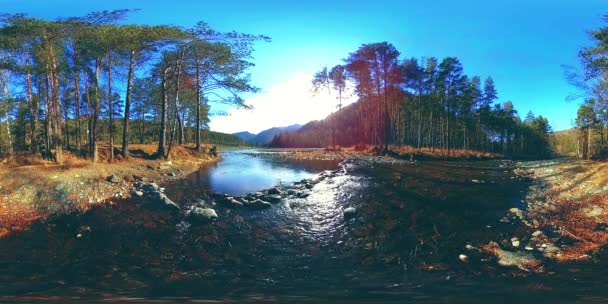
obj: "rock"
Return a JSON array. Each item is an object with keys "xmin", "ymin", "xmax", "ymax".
[
  {"xmin": 55, "ymin": 184, "xmax": 65, "ymax": 191},
  {"xmin": 223, "ymin": 198, "xmax": 244, "ymax": 208},
  {"xmin": 532, "ymin": 230, "xmax": 543, "ymax": 237},
  {"xmin": 265, "ymin": 195, "xmax": 282, "ymax": 204},
  {"xmin": 508, "ymin": 208, "xmax": 523, "ymax": 216},
  {"xmin": 144, "ymin": 191, "xmax": 180, "ymax": 210},
  {"xmin": 344, "ymin": 207, "xmax": 357, "ymax": 216},
  {"xmin": 107, "ymin": 175, "xmax": 120, "ymax": 183},
  {"xmin": 190, "ymin": 207, "xmax": 218, "ymax": 221},
  {"xmin": 544, "ymin": 245, "xmax": 560, "ymax": 254},
  {"xmin": 134, "ymin": 191, "xmax": 144, "ymax": 197},
  {"xmin": 465, "ymin": 244, "xmax": 475, "ymax": 250},
  {"xmin": 587, "ymin": 206, "xmax": 604, "ymax": 217},
  {"xmin": 267, "ymin": 187, "xmax": 282, "ymax": 195},
  {"xmin": 287, "ymin": 189, "xmax": 296, "ymax": 196},
  {"xmin": 160, "ymin": 194, "xmax": 180, "ymax": 210},
  {"xmin": 167, "ymin": 172, "xmax": 176, "ymax": 177},
  {"xmin": 459, "ymin": 254, "xmax": 469, "ymax": 263},
  {"xmin": 247, "ymin": 199, "xmax": 272, "ymax": 209},
  {"xmin": 512, "ymin": 240, "xmax": 520, "ymax": 247},
  {"xmin": 481, "ymin": 241, "xmax": 542, "ymax": 272},
  {"xmin": 296, "ymin": 192, "xmax": 310, "ymax": 198},
  {"xmin": 525, "ymin": 245, "xmax": 534, "ymax": 251},
  {"xmin": 471, "ymin": 179, "xmax": 480, "ymax": 184}
]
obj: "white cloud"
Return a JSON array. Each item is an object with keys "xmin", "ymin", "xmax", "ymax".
[{"xmin": 209, "ymin": 73, "xmax": 357, "ymax": 134}]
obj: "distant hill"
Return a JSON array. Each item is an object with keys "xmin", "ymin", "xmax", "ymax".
[
  {"xmin": 270, "ymin": 101, "xmax": 364, "ymax": 148},
  {"xmin": 204, "ymin": 131, "xmax": 250, "ymax": 146},
  {"xmin": 233, "ymin": 131, "xmax": 256, "ymax": 142},
  {"xmin": 233, "ymin": 124, "xmax": 302, "ymax": 145},
  {"xmin": 553, "ymin": 128, "xmax": 578, "ymax": 156}
]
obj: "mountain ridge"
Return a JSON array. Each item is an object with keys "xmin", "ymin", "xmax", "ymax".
[{"xmin": 232, "ymin": 124, "xmax": 303, "ymax": 145}]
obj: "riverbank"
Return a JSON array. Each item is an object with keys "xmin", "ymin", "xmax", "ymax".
[
  {"xmin": 0, "ymin": 144, "xmax": 219, "ymax": 237},
  {"xmin": 509, "ymin": 159, "xmax": 608, "ymax": 262}
]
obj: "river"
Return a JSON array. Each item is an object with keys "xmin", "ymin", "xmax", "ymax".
[{"xmin": 0, "ymin": 150, "xmax": 607, "ymax": 303}]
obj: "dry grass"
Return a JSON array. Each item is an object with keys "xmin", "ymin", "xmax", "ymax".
[
  {"xmin": 0, "ymin": 143, "xmax": 218, "ymax": 236},
  {"xmin": 524, "ymin": 160, "xmax": 608, "ymax": 261}
]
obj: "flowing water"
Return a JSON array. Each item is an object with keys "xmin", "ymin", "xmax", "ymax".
[{"xmin": 1, "ymin": 150, "xmax": 608, "ymax": 303}]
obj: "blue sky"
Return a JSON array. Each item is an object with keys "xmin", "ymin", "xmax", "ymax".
[{"xmin": 2, "ymin": 0, "xmax": 606, "ymax": 132}]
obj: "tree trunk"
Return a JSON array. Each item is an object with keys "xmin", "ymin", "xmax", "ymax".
[
  {"xmin": 122, "ymin": 50, "xmax": 136, "ymax": 159},
  {"xmin": 25, "ymin": 53, "xmax": 39, "ymax": 154},
  {"xmin": 195, "ymin": 57, "xmax": 201, "ymax": 151},
  {"xmin": 92, "ymin": 58, "xmax": 101, "ymax": 163},
  {"xmin": 1, "ymin": 71, "xmax": 13, "ymax": 158},
  {"xmin": 588, "ymin": 126, "xmax": 593, "ymax": 160},
  {"xmin": 157, "ymin": 67, "xmax": 168, "ymax": 158},
  {"xmin": 72, "ymin": 44, "xmax": 81, "ymax": 154},
  {"xmin": 50, "ymin": 48, "xmax": 63, "ymax": 164},
  {"xmin": 108, "ymin": 53, "xmax": 114, "ymax": 162}
]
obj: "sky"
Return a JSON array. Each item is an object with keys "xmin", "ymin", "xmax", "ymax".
[{"xmin": 1, "ymin": 0, "xmax": 606, "ymax": 133}]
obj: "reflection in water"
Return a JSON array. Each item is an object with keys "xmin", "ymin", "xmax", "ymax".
[{"xmin": 193, "ymin": 150, "xmax": 341, "ymax": 195}]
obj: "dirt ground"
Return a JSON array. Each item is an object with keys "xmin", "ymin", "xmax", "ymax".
[{"xmin": 0, "ymin": 144, "xmax": 218, "ymax": 236}]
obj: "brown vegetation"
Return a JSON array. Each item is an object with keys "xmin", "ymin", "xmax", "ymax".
[
  {"xmin": 0, "ymin": 144, "xmax": 217, "ymax": 236},
  {"xmin": 520, "ymin": 160, "xmax": 608, "ymax": 261}
]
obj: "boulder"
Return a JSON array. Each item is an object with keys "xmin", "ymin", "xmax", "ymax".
[
  {"xmin": 481, "ymin": 241, "xmax": 542, "ymax": 272},
  {"xmin": 265, "ymin": 195, "xmax": 282, "ymax": 204},
  {"xmin": 296, "ymin": 191, "xmax": 310, "ymax": 198},
  {"xmin": 107, "ymin": 175, "xmax": 120, "ymax": 183},
  {"xmin": 247, "ymin": 199, "xmax": 272, "ymax": 209},
  {"xmin": 344, "ymin": 207, "xmax": 357, "ymax": 217},
  {"xmin": 159, "ymin": 194, "xmax": 180, "ymax": 210},
  {"xmin": 190, "ymin": 207, "xmax": 218, "ymax": 221},
  {"xmin": 267, "ymin": 187, "xmax": 283, "ymax": 195},
  {"xmin": 222, "ymin": 197, "xmax": 244, "ymax": 208}
]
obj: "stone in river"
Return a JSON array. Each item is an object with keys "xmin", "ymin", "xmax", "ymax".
[
  {"xmin": 344, "ymin": 207, "xmax": 357, "ymax": 217},
  {"xmin": 247, "ymin": 199, "xmax": 272, "ymax": 209},
  {"xmin": 265, "ymin": 195, "xmax": 282, "ymax": 204},
  {"xmin": 223, "ymin": 198, "xmax": 244, "ymax": 208},
  {"xmin": 296, "ymin": 191, "xmax": 310, "ymax": 198},
  {"xmin": 107, "ymin": 175, "xmax": 120, "ymax": 183},
  {"xmin": 190, "ymin": 207, "xmax": 218, "ymax": 221},
  {"xmin": 267, "ymin": 187, "xmax": 282, "ymax": 195}
]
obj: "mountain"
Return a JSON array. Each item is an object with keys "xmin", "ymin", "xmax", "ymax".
[
  {"xmin": 233, "ymin": 131, "xmax": 256, "ymax": 143},
  {"xmin": 233, "ymin": 124, "xmax": 303, "ymax": 145}
]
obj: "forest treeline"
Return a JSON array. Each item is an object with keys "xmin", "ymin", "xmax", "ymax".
[
  {"xmin": 272, "ymin": 42, "xmax": 553, "ymax": 159},
  {"xmin": 0, "ymin": 10, "xmax": 265, "ymax": 163},
  {"xmin": 567, "ymin": 15, "xmax": 608, "ymax": 159}
]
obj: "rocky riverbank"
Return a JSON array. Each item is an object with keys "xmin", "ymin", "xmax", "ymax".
[
  {"xmin": 512, "ymin": 159, "xmax": 608, "ymax": 261},
  {"xmin": 0, "ymin": 144, "xmax": 218, "ymax": 237},
  {"xmin": 464, "ymin": 158, "xmax": 608, "ymax": 274}
]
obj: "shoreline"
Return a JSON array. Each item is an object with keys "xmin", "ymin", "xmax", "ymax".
[
  {"xmin": 0, "ymin": 144, "xmax": 219, "ymax": 236},
  {"xmin": 509, "ymin": 158, "xmax": 608, "ymax": 262}
]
